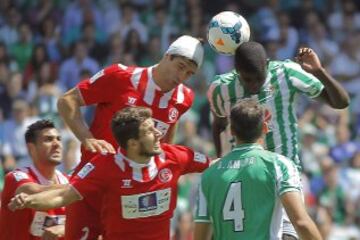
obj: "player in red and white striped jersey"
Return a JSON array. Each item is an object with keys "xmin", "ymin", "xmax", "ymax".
[
  {"xmin": 9, "ymin": 107, "xmax": 210, "ymax": 240},
  {"xmin": 57, "ymin": 35, "xmax": 204, "ymax": 239},
  {"xmin": 0, "ymin": 120, "xmax": 68, "ymax": 240}
]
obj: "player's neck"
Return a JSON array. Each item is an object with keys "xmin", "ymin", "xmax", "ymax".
[
  {"xmin": 126, "ymin": 150, "xmax": 152, "ymax": 164},
  {"xmin": 33, "ymin": 162, "xmax": 57, "ymax": 183}
]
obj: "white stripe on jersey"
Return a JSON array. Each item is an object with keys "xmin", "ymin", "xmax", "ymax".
[
  {"xmin": 177, "ymin": 84, "xmax": 185, "ymax": 104},
  {"xmin": 159, "ymin": 89, "xmax": 175, "ymax": 108},
  {"xmin": 118, "ymin": 63, "xmax": 127, "ymax": 70},
  {"xmin": 277, "ymin": 68, "xmax": 294, "ymax": 158},
  {"xmin": 147, "ymin": 158, "xmax": 159, "ymax": 180},
  {"xmin": 131, "ymin": 67, "xmax": 143, "ymax": 89},
  {"xmin": 159, "ymin": 153, "xmax": 166, "ymax": 163},
  {"xmin": 115, "ymin": 153, "xmax": 126, "ymax": 171},
  {"xmin": 144, "ymin": 68, "xmax": 157, "ymax": 105}
]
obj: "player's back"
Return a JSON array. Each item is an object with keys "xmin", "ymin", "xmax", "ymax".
[{"xmin": 199, "ymin": 144, "xmax": 285, "ymax": 240}]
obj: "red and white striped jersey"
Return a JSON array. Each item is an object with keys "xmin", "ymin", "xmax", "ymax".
[
  {"xmin": 76, "ymin": 64, "xmax": 194, "ymax": 169},
  {"xmin": 0, "ymin": 166, "xmax": 68, "ymax": 240},
  {"xmin": 71, "ymin": 143, "xmax": 210, "ymax": 240}
]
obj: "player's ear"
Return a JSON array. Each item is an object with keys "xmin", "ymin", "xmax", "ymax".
[
  {"xmin": 26, "ymin": 142, "xmax": 36, "ymax": 157},
  {"xmin": 127, "ymin": 139, "xmax": 138, "ymax": 149},
  {"xmin": 262, "ymin": 121, "xmax": 269, "ymax": 135}
]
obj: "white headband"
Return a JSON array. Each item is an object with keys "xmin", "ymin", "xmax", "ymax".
[{"xmin": 165, "ymin": 35, "xmax": 204, "ymax": 68}]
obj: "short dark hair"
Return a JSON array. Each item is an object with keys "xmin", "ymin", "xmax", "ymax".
[
  {"xmin": 230, "ymin": 99, "xmax": 265, "ymax": 143},
  {"xmin": 111, "ymin": 107, "xmax": 152, "ymax": 149},
  {"xmin": 25, "ymin": 119, "xmax": 56, "ymax": 143},
  {"xmin": 234, "ymin": 41, "xmax": 267, "ymax": 74}
]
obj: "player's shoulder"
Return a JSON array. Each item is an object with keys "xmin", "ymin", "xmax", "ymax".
[
  {"xmin": 5, "ymin": 167, "xmax": 32, "ymax": 183},
  {"xmin": 212, "ymin": 69, "xmax": 238, "ymax": 85},
  {"xmin": 160, "ymin": 143, "xmax": 193, "ymax": 159},
  {"xmin": 273, "ymin": 59, "xmax": 302, "ymax": 71},
  {"xmin": 95, "ymin": 63, "xmax": 146, "ymax": 81}
]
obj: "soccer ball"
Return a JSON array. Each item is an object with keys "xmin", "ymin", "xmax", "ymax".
[{"xmin": 207, "ymin": 11, "xmax": 251, "ymax": 55}]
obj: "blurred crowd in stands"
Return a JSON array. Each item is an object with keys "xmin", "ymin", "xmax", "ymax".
[{"xmin": 0, "ymin": 0, "xmax": 359, "ymax": 239}]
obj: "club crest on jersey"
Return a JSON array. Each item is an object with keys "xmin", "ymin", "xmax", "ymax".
[
  {"xmin": 168, "ymin": 108, "xmax": 179, "ymax": 122},
  {"xmin": 158, "ymin": 168, "xmax": 173, "ymax": 183}
]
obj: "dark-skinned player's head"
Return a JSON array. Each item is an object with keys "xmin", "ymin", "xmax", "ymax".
[{"xmin": 234, "ymin": 41, "xmax": 267, "ymax": 94}]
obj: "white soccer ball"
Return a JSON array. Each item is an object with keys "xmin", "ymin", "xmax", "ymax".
[{"xmin": 207, "ymin": 11, "xmax": 251, "ymax": 55}]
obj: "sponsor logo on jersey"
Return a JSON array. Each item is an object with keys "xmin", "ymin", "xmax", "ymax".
[
  {"xmin": 89, "ymin": 69, "xmax": 104, "ymax": 83},
  {"xmin": 13, "ymin": 171, "xmax": 29, "ymax": 182},
  {"xmin": 158, "ymin": 168, "xmax": 173, "ymax": 183},
  {"xmin": 139, "ymin": 193, "xmax": 158, "ymax": 212},
  {"xmin": 194, "ymin": 152, "xmax": 207, "ymax": 163},
  {"xmin": 77, "ymin": 163, "xmax": 95, "ymax": 179},
  {"xmin": 121, "ymin": 179, "xmax": 132, "ymax": 188},
  {"xmin": 168, "ymin": 108, "xmax": 179, "ymax": 122}
]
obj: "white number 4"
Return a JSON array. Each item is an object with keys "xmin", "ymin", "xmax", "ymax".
[{"xmin": 223, "ymin": 182, "xmax": 245, "ymax": 231}]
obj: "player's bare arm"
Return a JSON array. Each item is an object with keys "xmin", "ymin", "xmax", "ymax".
[
  {"xmin": 9, "ymin": 185, "xmax": 81, "ymax": 211},
  {"xmin": 194, "ymin": 222, "xmax": 212, "ymax": 240},
  {"xmin": 162, "ymin": 123, "xmax": 178, "ymax": 143},
  {"xmin": 296, "ymin": 47, "xmax": 350, "ymax": 109},
  {"xmin": 281, "ymin": 191, "xmax": 323, "ymax": 240},
  {"xmin": 15, "ymin": 182, "xmax": 67, "ymax": 195},
  {"xmin": 57, "ymin": 88, "xmax": 115, "ymax": 154},
  {"xmin": 212, "ymin": 114, "xmax": 228, "ymax": 158}
]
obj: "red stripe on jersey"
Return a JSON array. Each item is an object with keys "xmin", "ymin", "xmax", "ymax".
[{"xmin": 142, "ymin": 167, "xmax": 150, "ymax": 182}]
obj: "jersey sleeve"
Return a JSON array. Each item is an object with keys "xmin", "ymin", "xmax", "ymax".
[
  {"xmin": 163, "ymin": 144, "xmax": 210, "ymax": 175},
  {"xmin": 194, "ymin": 181, "xmax": 211, "ymax": 223},
  {"xmin": 77, "ymin": 64, "xmax": 130, "ymax": 105},
  {"xmin": 274, "ymin": 154, "xmax": 301, "ymax": 196},
  {"xmin": 207, "ymin": 77, "xmax": 226, "ymax": 117},
  {"xmin": 283, "ymin": 60, "xmax": 324, "ymax": 98},
  {"xmin": 70, "ymin": 155, "xmax": 109, "ymax": 199},
  {"xmin": 1, "ymin": 171, "xmax": 34, "ymax": 208}
]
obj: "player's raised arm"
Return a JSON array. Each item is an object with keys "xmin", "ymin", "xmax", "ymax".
[
  {"xmin": 8, "ymin": 185, "xmax": 81, "ymax": 211},
  {"xmin": 211, "ymin": 114, "xmax": 228, "ymax": 157},
  {"xmin": 57, "ymin": 87, "xmax": 115, "ymax": 154},
  {"xmin": 296, "ymin": 47, "xmax": 350, "ymax": 109}
]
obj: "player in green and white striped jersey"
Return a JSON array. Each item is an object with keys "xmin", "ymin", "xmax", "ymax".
[
  {"xmin": 194, "ymin": 99, "xmax": 322, "ymax": 240},
  {"xmin": 208, "ymin": 42, "xmax": 350, "ymax": 167}
]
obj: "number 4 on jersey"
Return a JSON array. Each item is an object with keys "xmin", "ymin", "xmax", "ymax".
[{"xmin": 222, "ymin": 182, "xmax": 245, "ymax": 231}]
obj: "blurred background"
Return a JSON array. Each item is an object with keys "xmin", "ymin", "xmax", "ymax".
[{"xmin": 0, "ymin": 0, "xmax": 359, "ymax": 239}]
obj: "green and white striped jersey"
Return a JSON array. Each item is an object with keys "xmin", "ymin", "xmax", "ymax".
[
  {"xmin": 194, "ymin": 143, "xmax": 301, "ymax": 240},
  {"xmin": 207, "ymin": 60, "xmax": 324, "ymax": 168}
]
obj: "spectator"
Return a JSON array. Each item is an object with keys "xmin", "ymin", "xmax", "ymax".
[{"xmin": 58, "ymin": 40, "xmax": 99, "ymax": 91}]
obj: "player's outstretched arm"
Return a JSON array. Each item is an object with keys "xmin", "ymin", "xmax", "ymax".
[
  {"xmin": 212, "ymin": 114, "xmax": 228, "ymax": 158},
  {"xmin": 8, "ymin": 185, "xmax": 81, "ymax": 211},
  {"xmin": 296, "ymin": 47, "xmax": 350, "ymax": 109},
  {"xmin": 281, "ymin": 191, "xmax": 323, "ymax": 240},
  {"xmin": 57, "ymin": 88, "xmax": 115, "ymax": 154},
  {"xmin": 15, "ymin": 182, "xmax": 67, "ymax": 195}
]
